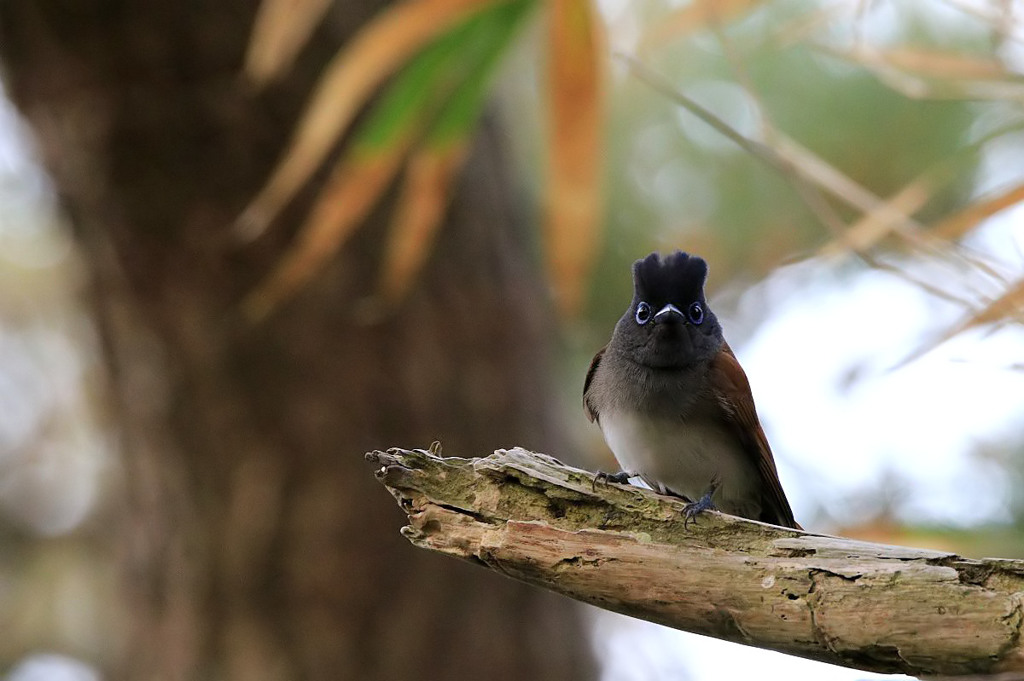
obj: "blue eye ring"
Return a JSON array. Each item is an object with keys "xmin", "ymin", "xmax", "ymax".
[
  {"xmin": 687, "ymin": 301, "xmax": 704, "ymax": 325},
  {"xmin": 635, "ymin": 301, "xmax": 653, "ymax": 325}
]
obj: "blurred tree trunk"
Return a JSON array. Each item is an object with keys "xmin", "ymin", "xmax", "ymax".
[{"xmin": 0, "ymin": 2, "xmax": 595, "ymax": 680}]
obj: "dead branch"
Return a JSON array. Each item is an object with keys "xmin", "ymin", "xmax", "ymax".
[{"xmin": 366, "ymin": 445, "xmax": 1024, "ymax": 678}]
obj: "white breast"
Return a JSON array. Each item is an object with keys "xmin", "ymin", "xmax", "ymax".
[{"xmin": 599, "ymin": 409, "xmax": 759, "ymax": 515}]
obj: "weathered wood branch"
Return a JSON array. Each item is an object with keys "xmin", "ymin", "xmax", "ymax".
[{"xmin": 366, "ymin": 445, "xmax": 1024, "ymax": 677}]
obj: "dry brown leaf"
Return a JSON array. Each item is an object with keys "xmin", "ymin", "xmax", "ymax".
[
  {"xmin": 897, "ymin": 277, "xmax": 1024, "ymax": 367},
  {"xmin": 875, "ymin": 47, "xmax": 1010, "ymax": 80},
  {"xmin": 643, "ymin": 0, "xmax": 764, "ymax": 51},
  {"xmin": 913, "ymin": 277, "xmax": 1024, "ymax": 363},
  {"xmin": 245, "ymin": 0, "xmax": 333, "ymax": 85},
  {"xmin": 770, "ymin": 134, "xmax": 1008, "ymax": 281},
  {"xmin": 547, "ymin": 0, "xmax": 606, "ymax": 316},
  {"xmin": 242, "ymin": 143, "xmax": 408, "ymax": 321},
  {"xmin": 236, "ymin": 0, "xmax": 494, "ymax": 241},
  {"xmin": 818, "ymin": 176, "xmax": 934, "ymax": 256},
  {"xmin": 766, "ymin": 5, "xmax": 838, "ymax": 50},
  {"xmin": 378, "ymin": 143, "xmax": 469, "ymax": 304},
  {"xmin": 965, "ymin": 278, "xmax": 1024, "ymax": 328},
  {"xmin": 814, "ymin": 44, "xmax": 1024, "ymax": 100},
  {"xmin": 621, "ymin": 54, "xmax": 933, "ymax": 252},
  {"xmin": 933, "ymin": 183, "xmax": 1024, "ymax": 240},
  {"xmin": 621, "ymin": 54, "xmax": 992, "ymax": 281},
  {"xmin": 828, "ymin": 45, "xmax": 1009, "ymax": 81},
  {"xmin": 767, "ymin": 132, "xmax": 950, "ymax": 253}
]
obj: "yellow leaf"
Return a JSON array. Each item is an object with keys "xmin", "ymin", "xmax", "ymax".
[
  {"xmin": 547, "ymin": 0, "xmax": 606, "ymax": 316},
  {"xmin": 245, "ymin": 0, "xmax": 333, "ymax": 86},
  {"xmin": 378, "ymin": 143, "xmax": 469, "ymax": 304},
  {"xmin": 242, "ymin": 143, "xmax": 408, "ymax": 321},
  {"xmin": 236, "ymin": 0, "xmax": 495, "ymax": 241},
  {"xmin": 643, "ymin": 0, "xmax": 764, "ymax": 51},
  {"xmin": 933, "ymin": 183, "xmax": 1024, "ymax": 240}
]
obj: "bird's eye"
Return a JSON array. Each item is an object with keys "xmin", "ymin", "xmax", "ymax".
[
  {"xmin": 635, "ymin": 301, "xmax": 652, "ymax": 325},
  {"xmin": 687, "ymin": 301, "xmax": 704, "ymax": 325}
]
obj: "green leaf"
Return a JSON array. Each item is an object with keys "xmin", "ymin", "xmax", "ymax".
[
  {"xmin": 425, "ymin": 0, "xmax": 536, "ymax": 146},
  {"xmin": 354, "ymin": 0, "xmax": 536, "ymax": 152},
  {"xmin": 353, "ymin": 20, "xmax": 468, "ymax": 149}
]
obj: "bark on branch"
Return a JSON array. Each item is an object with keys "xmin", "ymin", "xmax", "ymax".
[{"xmin": 366, "ymin": 445, "xmax": 1024, "ymax": 677}]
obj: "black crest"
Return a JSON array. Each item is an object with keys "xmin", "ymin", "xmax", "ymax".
[{"xmin": 632, "ymin": 251, "xmax": 709, "ymax": 305}]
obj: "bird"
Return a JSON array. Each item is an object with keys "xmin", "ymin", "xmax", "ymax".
[{"xmin": 583, "ymin": 251, "xmax": 800, "ymax": 529}]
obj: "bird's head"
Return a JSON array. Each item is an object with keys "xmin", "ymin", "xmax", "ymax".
[{"xmin": 612, "ymin": 251, "xmax": 724, "ymax": 369}]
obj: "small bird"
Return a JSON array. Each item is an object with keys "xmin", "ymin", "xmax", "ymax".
[{"xmin": 584, "ymin": 251, "xmax": 799, "ymax": 529}]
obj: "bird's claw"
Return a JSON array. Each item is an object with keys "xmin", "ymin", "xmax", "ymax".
[
  {"xmin": 592, "ymin": 470, "xmax": 632, "ymax": 493},
  {"xmin": 683, "ymin": 492, "xmax": 717, "ymax": 529}
]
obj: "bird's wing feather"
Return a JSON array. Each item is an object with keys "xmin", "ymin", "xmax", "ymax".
[
  {"xmin": 709, "ymin": 343, "xmax": 800, "ymax": 529},
  {"xmin": 583, "ymin": 345, "xmax": 606, "ymax": 423}
]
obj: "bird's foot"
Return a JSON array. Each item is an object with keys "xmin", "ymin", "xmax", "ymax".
[
  {"xmin": 683, "ymin": 490, "xmax": 717, "ymax": 529},
  {"xmin": 592, "ymin": 470, "xmax": 633, "ymax": 492}
]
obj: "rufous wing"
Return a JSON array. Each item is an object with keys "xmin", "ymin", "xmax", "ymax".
[{"xmin": 709, "ymin": 343, "xmax": 800, "ymax": 529}]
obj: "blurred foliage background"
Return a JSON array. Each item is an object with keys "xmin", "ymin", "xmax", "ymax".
[{"xmin": 1, "ymin": 0, "xmax": 1023, "ymax": 679}]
